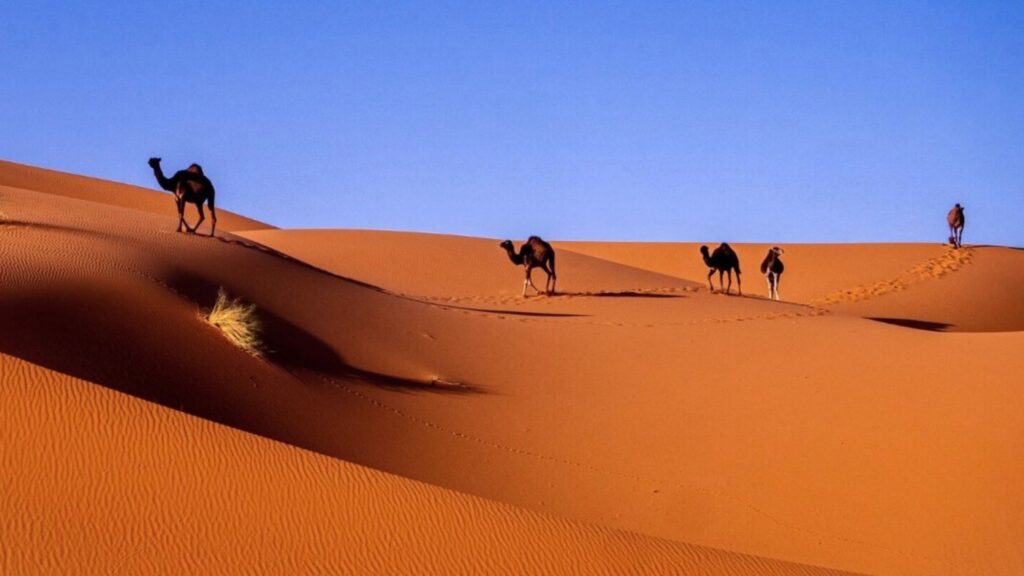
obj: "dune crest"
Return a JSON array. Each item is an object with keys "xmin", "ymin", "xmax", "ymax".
[
  {"xmin": 813, "ymin": 245, "xmax": 974, "ymax": 305},
  {"xmin": 3, "ymin": 160, "xmax": 1024, "ymax": 575}
]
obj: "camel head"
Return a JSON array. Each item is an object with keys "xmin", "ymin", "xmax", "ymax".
[
  {"xmin": 771, "ymin": 246, "xmax": 784, "ymax": 256},
  {"xmin": 500, "ymin": 240, "xmax": 526, "ymax": 265},
  {"xmin": 699, "ymin": 245, "xmax": 710, "ymax": 258},
  {"xmin": 148, "ymin": 157, "xmax": 162, "ymax": 168}
]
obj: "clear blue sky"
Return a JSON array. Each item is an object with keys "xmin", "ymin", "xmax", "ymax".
[{"xmin": 1, "ymin": 2, "xmax": 1021, "ymax": 244}]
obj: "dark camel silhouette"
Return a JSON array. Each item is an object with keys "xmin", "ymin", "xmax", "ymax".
[
  {"xmin": 760, "ymin": 246, "xmax": 785, "ymax": 301},
  {"xmin": 148, "ymin": 158, "xmax": 218, "ymax": 236},
  {"xmin": 947, "ymin": 203, "xmax": 965, "ymax": 249},
  {"xmin": 500, "ymin": 236, "xmax": 557, "ymax": 296},
  {"xmin": 700, "ymin": 243, "xmax": 741, "ymax": 295}
]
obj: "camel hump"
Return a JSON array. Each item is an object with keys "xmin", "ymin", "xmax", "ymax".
[
  {"xmin": 948, "ymin": 205, "xmax": 964, "ymax": 224},
  {"xmin": 527, "ymin": 235, "xmax": 544, "ymax": 243}
]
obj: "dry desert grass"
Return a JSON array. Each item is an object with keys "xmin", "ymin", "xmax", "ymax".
[
  {"xmin": 205, "ymin": 288, "xmax": 262, "ymax": 356},
  {"xmin": 3, "ymin": 159, "xmax": 1024, "ymax": 575}
]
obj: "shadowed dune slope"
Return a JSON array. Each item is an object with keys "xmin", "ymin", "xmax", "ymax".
[
  {"xmin": 0, "ymin": 159, "xmax": 271, "ymax": 231},
  {"xmin": 2, "ymin": 161, "xmax": 1024, "ymax": 575}
]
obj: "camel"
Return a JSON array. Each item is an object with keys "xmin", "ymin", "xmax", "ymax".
[
  {"xmin": 947, "ymin": 203, "xmax": 965, "ymax": 249},
  {"xmin": 148, "ymin": 157, "xmax": 218, "ymax": 236},
  {"xmin": 500, "ymin": 236, "xmax": 557, "ymax": 296},
  {"xmin": 700, "ymin": 243, "xmax": 741, "ymax": 295},
  {"xmin": 760, "ymin": 246, "xmax": 785, "ymax": 301}
]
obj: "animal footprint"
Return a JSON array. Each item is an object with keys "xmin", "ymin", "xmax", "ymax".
[{"xmin": 814, "ymin": 246, "xmax": 973, "ymax": 305}]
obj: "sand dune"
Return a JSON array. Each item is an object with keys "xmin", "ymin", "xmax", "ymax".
[
  {"xmin": 3, "ymin": 160, "xmax": 1024, "ymax": 574},
  {"xmin": 0, "ymin": 159, "xmax": 270, "ymax": 232},
  {"xmin": 565, "ymin": 241, "xmax": 1024, "ymax": 332},
  {"xmin": 3, "ymin": 353, "xmax": 855, "ymax": 575}
]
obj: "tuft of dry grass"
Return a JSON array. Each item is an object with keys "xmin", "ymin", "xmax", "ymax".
[{"xmin": 205, "ymin": 288, "xmax": 262, "ymax": 356}]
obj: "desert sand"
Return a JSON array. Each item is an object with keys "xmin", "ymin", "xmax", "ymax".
[{"xmin": 2, "ymin": 159, "xmax": 1022, "ymax": 574}]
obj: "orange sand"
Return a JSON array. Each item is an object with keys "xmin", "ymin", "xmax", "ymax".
[{"xmin": 3, "ymin": 160, "xmax": 1023, "ymax": 574}]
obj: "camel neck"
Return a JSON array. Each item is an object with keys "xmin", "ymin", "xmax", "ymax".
[
  {"xmin": 505, "ymin": 246, "xmax": 524, "ymax": 265},
  {"xmin": 152, "ymin": 165, "xmax": 175, "ymax": 192}
]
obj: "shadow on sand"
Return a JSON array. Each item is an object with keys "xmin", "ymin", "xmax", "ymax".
[
  {"xmin": 170, "ymin": 271, "xmax": 486, "ymax": 395},
  {"xmin": 416, "ymin": 300, "xmax": 588, "ymax": 318},
  {"xmin": 554, "ymin": 290, "xmax": 686, "ymax": 299},
  {"xmin": 0, "ymin": 275, "xmax": 482, "ymax": 433},
  {"xmin": 867, "ymin": 317, "xmax": 953, "ymax": 332}
]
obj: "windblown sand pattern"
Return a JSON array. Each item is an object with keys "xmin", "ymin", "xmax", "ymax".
[
  {"xmin": 2, "ymin": 353, "xmax": 859, "ymax": 576},
  {"xmin": 3, "ymin": 160, "xmax": 1024, "ymax": 575}
]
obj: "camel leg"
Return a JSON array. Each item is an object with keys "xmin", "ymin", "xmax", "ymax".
[
  {"xmin": 526, "ymin": 267, "xmax": 542, "ymax": 295},
  {"xmin": 190, "ymin": 202, "xmax": 205, "ymax": 235},
  {"xmin": 180, "ymin": 200, "xmax": 199, "ymax": 234},
  {"xmin": 541, "ymin": 264, "xmax": 556, "ymax": 295},
  {"xmin": 524, "ymin": 268, "xmax": 540, "ymax": 297},
  {"xmin": 725, "ymin": 270, "xmax": 732, "ymax": 295},
  {"xmin": 209, "ymin": 202, "xmax": 218, "ymax": 237},
  {"xmin": 766, "ymin": 274, "xmax": 773, "ymax": 299},
  {"xmin": 547, "ymin": 255, "xmax": 556, "ymax": 295},
  {"xmin": 176, "ymin": 196, "xmax": 186, "ymax": 233},
  {"xmin": 775, "ymin": 274, "xmax": 781, "ymax": 301},
  {"xmin": 736, "ymin": 269, "xmax": 741, "ymax": 296},
  {"xmin": 707, "ymin": 270, "xmax": 716, "ymax": 292}
]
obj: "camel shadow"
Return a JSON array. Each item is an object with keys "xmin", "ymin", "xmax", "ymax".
[
  {"xmin": 417, "ymin": 300, "xmax": 587, "ymax": 318},
  {"xmin": 554, "ymin": 290, "xmax": 686, "ymax": 299},
  {"xmin": 867, "ymin": 317, "xmax": 953, "ymax": 332}
]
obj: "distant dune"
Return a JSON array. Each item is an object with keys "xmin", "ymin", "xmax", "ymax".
[{"xmin": 3, "ymin": 160, "xmax": 1023, "ymax": 574}]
